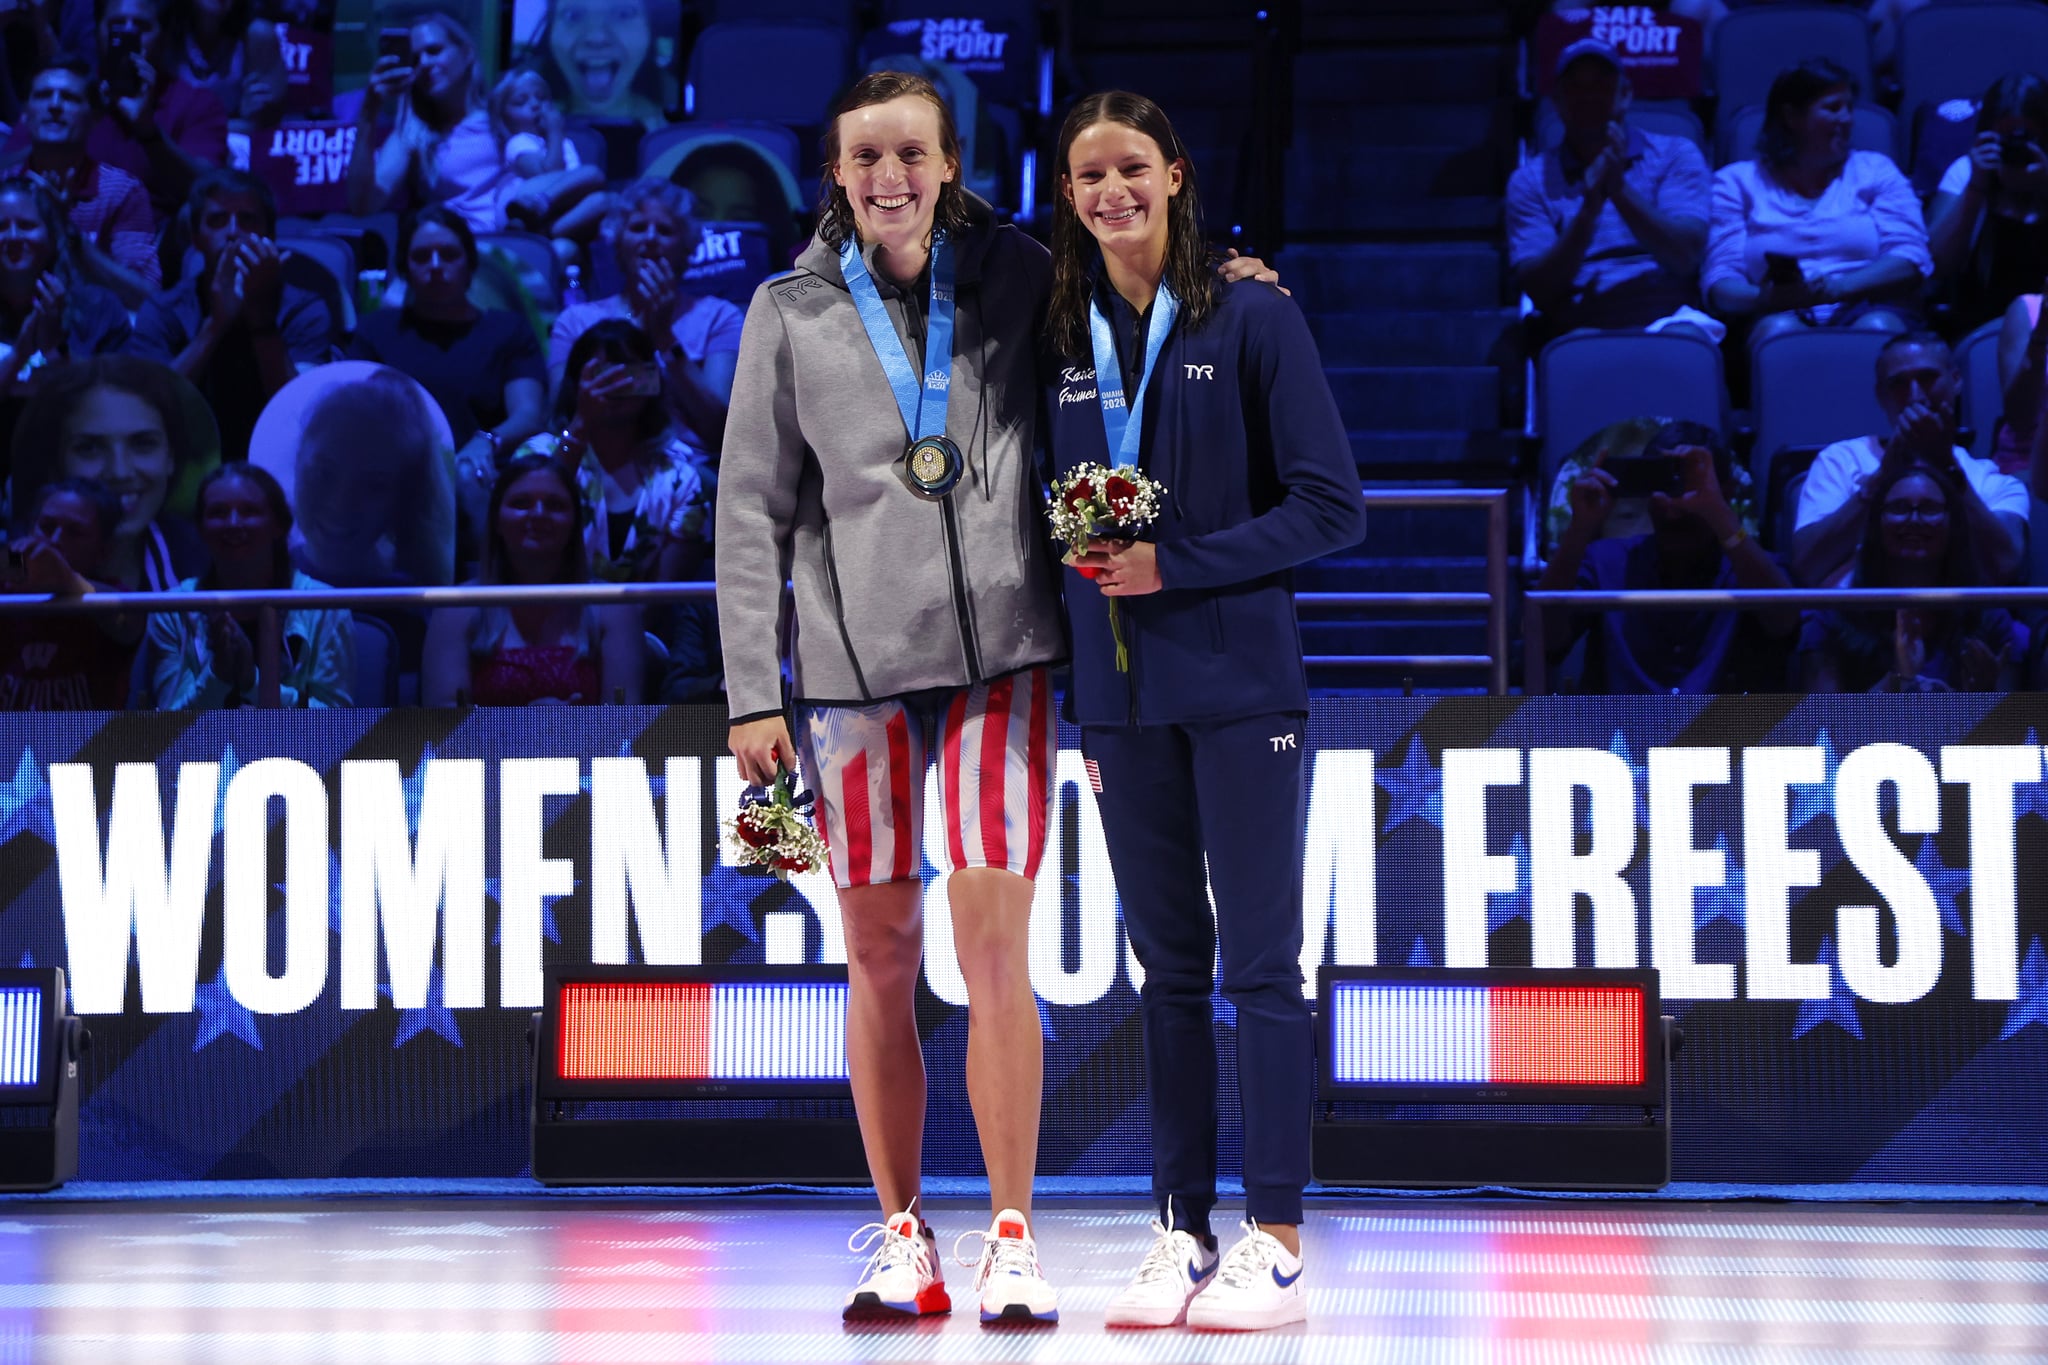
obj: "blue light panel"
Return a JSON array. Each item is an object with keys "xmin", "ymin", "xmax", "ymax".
[
  {"xmin": 1329, "ymin": 983, "xmax": 1488, "ymax": 1084},
  {"xmin": 707, "ymin": 983, "xmax": 849, "ymax": 1081},
  {"xmin": 0, "ymin": 984, "xmax": 41, "ymax": 1088}
]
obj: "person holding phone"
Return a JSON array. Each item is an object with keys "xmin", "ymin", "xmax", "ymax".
[
  {"xmin": 164, "ymin": 0, "xmax": 288, "ymax": 125},
  {"xmin": 1704, "ymin": 58, "xmax": 1930, "ymax": 351},
  {"xmin": 1931, "ymin": 73, "xmax": 2048, "ymax": 335},
  {"xmin": 346, "ymin": 11, "xmax": 507, "ymax": 233},
  {"xmin": 0, "ymin": 0, "xmax": 229, "ymax": 225},
  {"xmin": 1536, "ymin": 419, "xmax": 1798, "ymax": 693}
]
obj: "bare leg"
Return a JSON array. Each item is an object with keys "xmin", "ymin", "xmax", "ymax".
[
  {"xmin": 840, "ymin": 879, "xmax": 928, "ymax": 1218},
  {"xmin": 946, "ymin": 866, "xmax": 1041, "ymax": 1225}
]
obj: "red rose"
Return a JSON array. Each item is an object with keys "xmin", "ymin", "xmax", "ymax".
[
  {"xmin": 1105, "ymin": 474, "xmax": 1136, "ymax": 502},
  {"xmin": 772, "ymin": 853, "xmax": 809, "ymax": 871},
  {"xmin": 735, "ymin": 814, "xmax": 778, "ymax": 848},
  {"xmin": 1064, "ymin": 478, "xmax": 1095, "ymax": 510}
]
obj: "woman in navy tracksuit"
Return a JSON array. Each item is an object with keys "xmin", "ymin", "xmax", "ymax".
[{"xmin": 1045, "ymin": 91, "xmax": 1367, "ymax": 1332}]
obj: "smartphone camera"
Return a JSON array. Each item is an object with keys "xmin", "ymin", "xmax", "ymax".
[
  {"xmin": 2002, "ymin": 131, "xmax": 2033, "ymax": 167},
  {"xmin": 377, "ymin": 26, "xmax": 413, "ymax": 66},
  {"xmin": 104, "ymin": 27, "xmax": 141, "ymax": 99},
  {"xmin": 1608, "ymin": 457, "xmax": 1684, "ymax": 501}
]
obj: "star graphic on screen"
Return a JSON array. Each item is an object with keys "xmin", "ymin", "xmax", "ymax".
[
  {"xmin": 1608, "ymin": 729, "xmax": 1650, "ymax": 829},
  {"xmin": 210, "ymin": 743, "xmax": 241, "ymax": 835},
  {"xmin": 691, "ymin": 869, "xmax": 769, "ymax": 946},
  {"xmin": 1998, "ymin": 938, "xmax": 2048, "ymax": 1040},
  {"xmin": 0, "ymin": 746, "xmax": 50, "ymax": 843},
  {"xmin": 2011, "ymin": 729, "xmax": 2048, "ymax": 823},
  {"xmin": 192, "ymin": 964, "xmax": 262, "ymax": 1052},
  {"xmin": 402, "ymin": 745, "xmax": 439, "ymax": 827},
  {"xmin": 579, "ymin": 742, "xmax": 669, "ymax": 800},
  {"xmin": 1378, "ymin": 734, "xmax": 1440, "ymax": 832},
  {"xmin": 1791, "ymin": 933, "xmax": 1863, "ymax": 1040},
  {"xmin": 380, "ymin": 965, "xmax": 463, "ymax": 1048},
  {"xmin": 17, "ymin": 951, "xmax": 31, "ymax": 968},
  {"xmin": 1912, "ymin": 836, "xmax": 1970, "ymax": 938},
  {"xmin": 488, "ymin": 877, "xmax": 563, "ymax": 947},
  {"xmin": 1487, "ymin": 832, "xmax": 1531, "ymax": 932},
  {"xmin": 1787, "ymin": 730, "xmax": 1841, "ymax": 832},
  {"xmin": 1694, "ymin": 835, "xmax": 1746, "ymax": 930},
  {"xmin": 1406, "ymin": 935, "xmax": 1434, "ymax": 967}
]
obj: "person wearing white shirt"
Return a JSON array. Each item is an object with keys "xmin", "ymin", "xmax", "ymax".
[
  {"xmin": 1926, "ymin": 72, "xmax": 2048, "ymax": 335},
  {"xmin": 1793, "ymin": 332, "xmax": 2029, "ymax": 586}
]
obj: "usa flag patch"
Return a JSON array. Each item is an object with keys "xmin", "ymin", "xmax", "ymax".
[{"xmin": 1084, "ymin": 758, "xmax": 1103, "ymax": 793}]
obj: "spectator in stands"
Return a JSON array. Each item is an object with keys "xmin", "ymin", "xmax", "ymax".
[
  {"xmin": 1704, "ymin": 59, "xmax": 1930, "ymax": 348},
  {"xmin": 348, "ymin": 206, "xmax": 546, "ymax": 533},
  {"xmin": 147, "ymin": 460, "xmax": 353, "ymax": 708},
  {"xmin": 347, "ymin": 10, "xmax": 504, "ymax": 233},
  {"xmin": 1800, "ymin": 460, "xmax": 2023, "ymax": 692},
  {"xmin": 422, "ymin": 452, "xmax": 641, "ymax": 705},
  {"xmin": 1509, "ymin": 39, "xmax": 1715, "ymax": 340},
  {"xmin": 163, "ymin": 0, "xmax": 285, "ymax": 125},
  {"xmin": 530, "ymin": 0, "xmax": 666, "ymax": 129},
  {"xmin": 548, "ymin": 180, "xmax": 740, "ymax": 462},
  {"xmin": 522, "ymin": 317, "xmax": 711, "ymax": 583},
  {"xmin": 1995, "ymin": 281, "xmax": 2048, "ymax": 479},
  {"xmin": 0, "ymin": 477, "xmax": 139, "ymax": 708},
  {"xmin": 488, "ymin": 68, "xmax": 606, "ymax": 262},
  {"xmin": 671, "ymin": 139, "xmax": 798, "ymax": 271},
  {"xmin": 129, "ymin": 168, "xmax": 333, "ymax": 462},
  {"xmin": 3, "ymin": 0, "xmax": 233, "ymax": 224},
  {"xmin": 1794, "ymin": 332, "xmax": 2028, "ymax": 586},
  {"xmin": 1536, "ymin": 420, "xmax": 1796, "ymax": 692},
  {"xmin": 292, "ymin": 365, "xmax": 455, "ymax": 588},
  {"xmin": 0, "ymin": 60, "xmax": 159, "ymax": 306},
  {"xmin": 1927, "ymin": 74, "xmax": 2048, "ymax": 335},
  {"xmin": 0, "ymin": 176, "xmax": 131, "ymax": 404},
  {"xmin": 10, "ymin": 354, "xmax": 206, "ymax": 591}
]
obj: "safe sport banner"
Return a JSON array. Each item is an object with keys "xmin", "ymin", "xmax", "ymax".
[{"xmin": 3, "ymin": 696, "xmax": 2045, "ymax": 1183}]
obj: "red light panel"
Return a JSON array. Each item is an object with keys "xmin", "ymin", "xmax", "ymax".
[
  {"xmin": 558, "ymin": 983, "xmax": 714, "ymax": 1081},
  {"xmin": 1489, "ymin": 986, "xmax": 1645, "ymax": 1086}
]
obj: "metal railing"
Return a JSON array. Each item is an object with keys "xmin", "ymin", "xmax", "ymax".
[
  {"xmin": 0, "ymin": 491, "xmax": 1517, "ymax": 705},
  {"xmin": 1523, "ymin": 585, "xmax": 2048, "ymax": 693}
]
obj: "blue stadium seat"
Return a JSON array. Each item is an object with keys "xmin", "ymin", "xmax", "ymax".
[
  {"xmin": 475, "ymin": 230, "xmax": 563, "ymax": 312},
  {"xmin": 1538, "ymin": 331, "xmax": 1727, "ymax": 490},
  {"xmin": 351, "ymin": 612, "xmax": 398, "ymax": 708},
  {"xmin": 1715, "ymin": 102, "xmax": 1895, "ymax": 168},
  {"xmin": 277, "ymin": 234, "xmax": 357, "ymax": 338},
  {"xmin": 1535, "ymin": 98, "xmax": 1707, "ymax": 156},
  {"xmin": 560, "ymin": 120, "xmax": 609, "ymax": 180},
  {"xmin": 638, "ymin": 121, "xmax": 810, "ymax": 214},
  {"xmin": 687, "ymin": 21, "xmax": 851, "ymax": 128},
  {"xmin": 1711, "ymin": 5, "xmax": 1873, "ymax": 117},
  {"xmin": 1899, "ymin": 2, "xmax": 2048, "ymax": 129},
  {"xmin": 1956, "ymin": 318, "xmax": 2005, "ymax": 463},
  {"xmin": 708, "ymin": 0, "xmax": 856, "ymax": 19},
  {"xmin": 1750, "ymin": 328, "xmax": 1892, "ymax": 493}
]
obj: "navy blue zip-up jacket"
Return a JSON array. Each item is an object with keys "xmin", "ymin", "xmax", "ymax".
[{"xmin": 1044, "ymin": 276, "xmax": 1368, "ymax": 727}]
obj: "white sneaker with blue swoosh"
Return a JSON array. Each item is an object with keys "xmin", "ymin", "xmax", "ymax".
[
  {"xmin": 1185, "ymin": 1220, "xmax": 1306, "ymax": 1331},
  {"xmin": 1104, "ymin": 1216, "xmax": 1219, "ymax": 1327}
]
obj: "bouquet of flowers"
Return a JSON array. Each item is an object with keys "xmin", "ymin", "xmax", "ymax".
[
  {"xmin": 1046, "ymin": 463, "xmax": 1168, "ymax": 672},
  {"xmin": 723, "ymin": 767, "xmax": 828, "ymax": 880}
]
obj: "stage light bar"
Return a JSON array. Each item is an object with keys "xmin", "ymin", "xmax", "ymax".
[
  {"xmin": 1327, "ymin": 981, "xmax": 1646, "ymax": 1090},
  {"xmin": 0, "ymin": 969, "xmax": 84, "ymax": 1192},
  {"xmin": 556, "ymin": 981, "xmax": 848, "ymax": 1084},
  {"xmin": 0, "ymin": 983, "xmax": 43, "ymax": 1089}
]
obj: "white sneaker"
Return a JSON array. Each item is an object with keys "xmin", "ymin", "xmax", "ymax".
[
  {"xmin": 954, "ymin": 1207, "xmax": 1058, "ymax": 1323},
  {"xmin": 844, "ymin": 1211, "xmax": 950, "ymax": 1319},
  {"xmin": 1105, "ymin": 1215, "xmax": 1219, "ymax": 1328},
  {"xmin": 1185, "ymin": 1220, "xmax": 1306, "ymax": 1332}
]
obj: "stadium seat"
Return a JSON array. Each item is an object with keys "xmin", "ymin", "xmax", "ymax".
[
  {"xmin": 1899, "ymin": 2, "xmax": 2048, "ymax": 129},
  {"xmin": 1538, "ymin": 331, "xmax": 1727, "ymax": 490},
  {"xmin": 1711, "ymin": 5, "xmax": 1873, "ymax": 116},
  {"xmin": 475, "ymin": 230, "xmax": 562, "ymax": 312},
  {"xmin": 1749, "ymin": 328, "xmax": 1892, "ymax": 493},
  {"xmin": 686, "ymin": 21, "xmax": 851, "ymax": 128},
  {"xmin": 1715, "ymin": 102, "xmax": 1895, "ymax": 168},
  {"xmin": 1956, "ymin": 318, "xmax": 2005, "ymax": 463},
  {"xmin": 278, "ymin": 233, "xmax": 357, "ymax": 338},
  {"xmin": 351, "ymin": 612, "xmax": 399, "ymax": 708},
  {"xmin": 708, "ymin": 0, "xmax": 856, "ymax": 19},
  {"xmin": 1762, "ymin": 445, "xmax": 1824, "ymax": 552},
  {"xmin": 561, "ymin": 120, "xmax": 609, "ymax": 180},
  {"xmin": 1535, "ymin": 98, "xmax": 1707, "ymax": 155}
]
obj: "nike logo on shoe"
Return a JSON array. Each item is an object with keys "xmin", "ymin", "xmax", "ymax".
[
  {"xmin": 1271, "ymin": 1264, "xmax": 1303, "ymax": 1288},
  {"xmin": 1189, "ymin": 1258, "xmax": 1215, "ymax": 1282}
]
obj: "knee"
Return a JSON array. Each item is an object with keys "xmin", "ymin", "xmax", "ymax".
[
  {"xmin": 1657, "ymin": 321, "xmax": 1712, "ymax": 343},
  {"xmin": 1748, "ymin": 310, "xmax": 1808, "ymax": 350},
  {"xmin": 844, "ymin": 904, "xmax": 923, "ymax": 985},
  {"xmin": 1851, "ymin": 308, "xmax": 1910, "ymax": 334}
]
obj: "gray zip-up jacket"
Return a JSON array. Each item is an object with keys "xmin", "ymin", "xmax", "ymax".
[{"xmin": 716, "ymin": 203, "xmax": 1064, "ymax": 720}]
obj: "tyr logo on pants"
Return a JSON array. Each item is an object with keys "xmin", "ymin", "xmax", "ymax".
[{"xmin": 1268, "ymin": 733, "xmax": 1297, "ymax": 751}]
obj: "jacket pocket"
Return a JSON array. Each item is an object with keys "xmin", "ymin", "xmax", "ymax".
[{"xmin": 819, "ymin": 519, "xmax": 870, "ymax": 699}]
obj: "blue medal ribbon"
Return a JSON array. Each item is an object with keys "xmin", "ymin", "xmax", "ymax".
[
  {"xmin": 1088, "ymin": 281, "xmax": 1180, "ymax": 469},
  {"xmin": 841, "ymin": 235, "xmax": 956, "ymax": 443}
]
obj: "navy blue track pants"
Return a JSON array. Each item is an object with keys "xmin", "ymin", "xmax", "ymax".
[{"xmin": 1084, "ymin": 711, "xmax": 1312, "ymax": 1232}]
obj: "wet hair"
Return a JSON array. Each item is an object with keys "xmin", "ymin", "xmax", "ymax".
[
  {"xmin": 555, "ymin": 318, "xmax": 670, "ymax": 442},
  {"xmin": 195, "ymin": 459, "xmax": 295, "ymax": 588},
  {"xmin": 184, "ymin": 167, "xmax": 278, "ymax": 240},
  {"xmin": 602, "ymin": 177, "xmax": 700, "ymax": 267},
  {"xmin": 9, "ymin": 355, "xmax": 197, "ymax": 539},
  {"xmin": 1643, "ymin": 419, "xmax": 1734, "ymax": 488},
  {"xmin": 1977, "ymin": 71, "xmax": 2048, "ymax": 138},
  {"xmin": 1757, "ymin": 57, "xmax": 1858, "ymax": 169},
  {"xmin": 398, "ymin": 203, "xmax": 480, "ymax": 278},
  {"xmin": 815, "ymin": 69, "xmax": 970, "ymax": 251},
  {"xmin": 1047, "ymin": 90, "xmax": 1218, "ymax": 362},
  {"xmin": 30, "ymin": 476, "xmax": 120, "ymax": 541},
  {"xmin": 479, "ymin": 452, "xmax": 588, "ymax": 586}
]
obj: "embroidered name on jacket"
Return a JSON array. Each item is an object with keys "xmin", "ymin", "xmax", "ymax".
[{"xmin": 1057, "ymin": 366, "xmax": 1097, "ymax": 406}]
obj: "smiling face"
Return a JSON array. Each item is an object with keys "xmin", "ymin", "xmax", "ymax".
[
  {"xmin": 26, "ymin": 69, "xmax": 92, "ymax": 149},
  {"xmin": 410, "ymin": 20, "xmax": 473, "ymax": 106},
  {"xmin": 0, "ymin": 190, "xmax": 55, "ymax": 281},
  {"xmin": 198, "ymin": 472, "xmax": 283, "ymax": 569},
  {"xmin": 832, "ymin": 94, "xmax": 956, "ymax": 250},
  {"xmin": 1061, "ymin": 119, "xmax": 1184, "ymax": 259},
  {"xmin": 1878, "ymin": 470, "xmax": 1951, "ymax": 566},
  {"xmin": 496, "ymin": 467, "xmax": 577, "ymax": 567},
  {"xmin": 548, "ymin": 0, "xmax": 650, "ymax": 116},
  {"xmin": 59, "ymin": 384, "xmax": 174, "ymax": 540},
  {"xmin": 612, "ymin": 196, "xmax": 690, "ymax": 272}
]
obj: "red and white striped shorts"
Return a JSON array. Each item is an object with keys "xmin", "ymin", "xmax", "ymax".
[{"xmin": 795, "ymin": 668, "xmax": 1055, "ymax": 889}]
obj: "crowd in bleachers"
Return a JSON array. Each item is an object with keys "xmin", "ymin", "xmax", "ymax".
[{"xmin": 1521, "ymin": 2, "xmax": 2048, "ymax": 696}]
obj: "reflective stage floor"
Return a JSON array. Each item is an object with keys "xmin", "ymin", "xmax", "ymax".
[{"xmin": 0, "ymin": 1196, "xmax": 2044, "ymax": 1363}]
